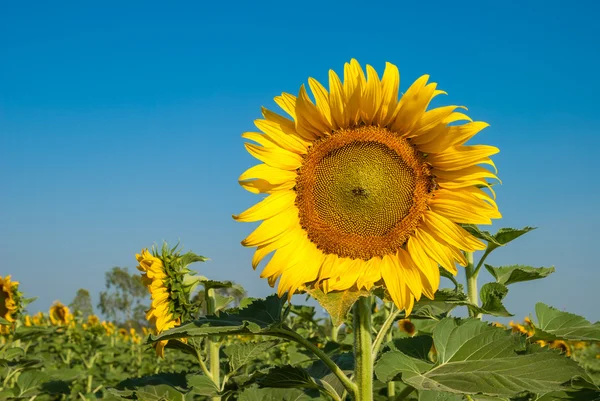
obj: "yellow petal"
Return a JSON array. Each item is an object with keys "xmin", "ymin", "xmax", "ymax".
[
  {"xmin": 308, "ymin": 77, "xmax": 333, "ymax": 126},
  {"xmin": 423, "ymin": 211, "xmax": 486, "ymax": 252},
  {"xmin": 241, "ymin": 207, "xmax": 299, "ymax": 247},
  {"xmin": 329, "ymin": 69, "xmax": 347, "ymax": 129},
  {"xmin": 343, "ymin": 59, "xmax": 364, "ymax": 125},
  {"xmin": 417, "ymin": 121, "xmax": 490, "ymax": 154},
  {"xmin": 233, "ymin": 190, "xmax": 296, "ymax": 222},
  {"xmin": 390, "ymin": 75, "xmax": 434, "ymax": 134},
  {"xmin": 239, "ymin": 164, "xmax": 297, "ymax": 185},
  {"xmin": 380, "ymin": 254, "xmax": 409, "ymax": 311},
  {"xmin": 254, "ymin": 119, "xmax": 308, "ymax": 154},
  {"xmin": 274, "ymin": 92, "xmax": 297, "ymax": 120},
  {"xmin": 428, "ymin": 145, "xmax": 499, "ymax": 172},
  {"xmin": 361, "ymin": 64, "xmax": 382, "ymax": 125},
  {"xmin": 295, "ymin": 84, "xmax": 331, "ymax": 138},
  {"xmin": 414, "ymin": 228, "xmax": 457, "ymax": 274},
  {"xmin": 244, "ymin": 143, "xmax": 303, "ymax": 171},
  {"xmin": 396, "ymin": 248, "xmax": 423, "ymax": 301},
  {"xmin": 378, "ymin": 62, "xmax": 400, "ymax": 126}
]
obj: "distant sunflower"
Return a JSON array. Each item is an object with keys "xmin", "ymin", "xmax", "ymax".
[
  {"xmin": 0, "ymin": 275, "xmax": 20, "ymax": 322},
  {"xmin": 136, "ymin": 245, "xmax": 202, "ymax": 357},
  {"xmin": 235, "ymin": 59, "xmax": 500, "ymax": 312},
  {"xmin": 49, "ymin": 301, "xmax": 73, "ymax": 326}
]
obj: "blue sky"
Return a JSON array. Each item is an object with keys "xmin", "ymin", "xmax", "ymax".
[{"xmin": 1, "ymin": 1, "xmax": 599, "ymax": 322}]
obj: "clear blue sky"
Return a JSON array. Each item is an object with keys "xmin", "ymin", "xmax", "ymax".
[{"xmin": 1, "ymin": 1, "xmax": 599, "ymax": 322}]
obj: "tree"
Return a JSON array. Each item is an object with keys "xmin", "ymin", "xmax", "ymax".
[
  {"xmin": 97, "ymin": 267, "xmax": 148, "ymax": 329},
  {"xmin": 69, "ymin": 288, "xmax": 94, "ymax": 319}
]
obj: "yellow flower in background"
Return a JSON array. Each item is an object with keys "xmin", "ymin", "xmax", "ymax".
[
  {"xmin": 549, "ymin": 340, "xmax": 571, "ymax": 357},
  {"xmin": 398, "ymin": 319, "xmax": 416, "ymax": 336},
  {"xmin": 235, "ymin": 59, "xmax": 500, "ymax": 312},
  {"xmin": 49, "ymin": 301, "xmax": 73, "ymax": 326},
  {"xmin": 87, "ymin": 315, "xmax": 100, "ymax": 326},
  {"xmin": 102, "ymin": 321, "xmax": 115, "ymax": 336},
  {"xmin": 136, "ymin": 248, "xmax": 180, "ymax": 357},
  {"xmin": 509, "ymin": 321, "xmax": 532, "ymax": 336},
  {"xmin": 0, "ymin": 275, "xmax": 20, "ymax": 322},
  {"xmin": 32, "ymin": 312, "xmax": 44, "ymax": 326},
  {"xmin": 24, "ymin": 315, "xmax": 32, "ymax": 327},
  {"xmin": 492, "ymin": 322, "xmax": 506, "ymax": 328}
]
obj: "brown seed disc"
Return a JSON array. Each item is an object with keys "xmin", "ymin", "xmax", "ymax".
[{"xmin": 295, "ymin": 125, "xmax": 434, "ymax": 259}]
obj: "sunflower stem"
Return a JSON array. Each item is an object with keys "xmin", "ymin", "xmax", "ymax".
[
  {"xmin": 354, "ymin": 296, "xmax": 373, "ymax": 401},
  {"xmin": 272, "ymin": 328, "xmax": 357, "ymax": 397},
  {"xmin": 464, "ymin": 252, "xmax": 481, "ymax": 319},
  {"xmin": 206, "ymin": 287, "xmax": 221, "ymax": 401}
]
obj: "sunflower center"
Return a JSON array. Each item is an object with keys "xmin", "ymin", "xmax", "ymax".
[
  {"xmin": 0, "ymin": 291, "xmax": 8, "ymax": 317},
  {"xmin": 296, "ymin": 126, "xmax": 434, "ymax": 259}
]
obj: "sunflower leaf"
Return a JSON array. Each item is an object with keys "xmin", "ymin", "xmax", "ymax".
[
  {"xmin": 486, "ymin": 226, "xmax": 537, "ymax": 253},
  {"xmin": 306, "ymin": 288, "xmax": 370, "ymax": 327},
  {"xmin": 238, "ymin": 387, "xmax": 320, "ymax": 401},
  {"xmin": 374, "ymin": 318, "xmax": 591, "ymax": 396},
  {"xmin": 485, "ymin": 265, "xmax": 555, "ymax": 286},
  {"xmin": 479, "ymin": 282, "xmax": 513, "ymax": 317},
  {"xmin": 0, "ymin": 317, "xmax": 10, "ymax": 325},
  {"xmin": 412, "ymin": 288, "xmax": 470, "ymax": 319},
  {"xmin": 149, "ymin": 295, "xmax": 286, "ymax": 342},
  {"xmin": 533, "ymin": 303, "xmax": 600, "ymax": 342},
  {"xmin": 224, "ymin": 341, "xmax": 278, "ymax": 373}
]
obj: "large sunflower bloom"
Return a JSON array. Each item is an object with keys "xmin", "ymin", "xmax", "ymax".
[
  {"xmin": 235, "ymin": 59, "xmax": 500, "ymax": 313},
  {"xmin": 0, "ymin": 275, "xmax": 20, "ymax": 322}
]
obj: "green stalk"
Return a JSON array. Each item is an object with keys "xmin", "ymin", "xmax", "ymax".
[
  {"xmin": 354, "ymin": 296, "xmax": 373, "ymax": 401},
  {"xmin": 385, "ymin": 305, "xmax": 395, "ymax": 399},
  {"xmin": 464, "ymin": 252, "xmax": 481, "ymax": 319},
  {"xmin": 206, "ymin": 288, "xmax": 221, "ymax": 401}
]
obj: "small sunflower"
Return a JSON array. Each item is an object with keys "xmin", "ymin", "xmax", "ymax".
[
  {"xmin": 136, "ymin": 244, "xmax": 205, "ymax": 357},
  {"xmin": 49, "ymin": 301, "xmax": 73, "ymax": 326},
  {"xmin": 0, "ymin": 275, "xmax": 21, "ymax": 322},
  {"xmin": 548, "ymin": 340, "xmax": 571, "ymax": 357},
  {"xmin": 398, "ymin": 318, "xmax": 416, "ymax": 336},
  {"xmin": 235, "ymin": 59, "xmax": 500, "ymax": 312}
]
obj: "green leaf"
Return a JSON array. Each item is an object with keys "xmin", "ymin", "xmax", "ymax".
[
  {"xmin": 213, "ymin": 293, "xmax": 235, "ymax": 312},
  {"xmin": 307, "ymin": 352, "xmax": 353, "ymax": 398},
  {"xmin": 534, "ymin": 303, "xmax": 600, "ymax": 341},
  {"xmin": 534, "ymin": 390, "xmax": 600, "ymax": 401},
  {"xmin": 13, "ymin": 326, "xmax": 57, "ymax": 342},
  {"xmin": 386, "ymin": 335, "xmax": 434, "ymax": 361},
  {"xmin": 238, "ymin": 387, "xmax": 319, "ymax": 401},
  {"xmin": 479, "ymin": 283, "xmax": 513, "ymax": 317},
  {"xmin": 224, "ymin": 341, "xmax": 278, "ymax": 372},
  {"xmin": 186, "ymin": 374, "xmax": 219, "ymax": 397},
  {"xmin": 201, "ymin": 279, "xmax": 234, "ymax": 290},
  {"xmin": 0, "ymin": 317, "xmax": 10, "ymax": 325},
  {"xmin": 257, "ymin": 365, "xmax": 319, "ymax": 390},
  {"xmin": 412, "ymin": 288, "xmax": 471, "ymax": 319},
  {"xmin": 464, "ymin": 226, "xmax": 536, "ymax": 254},
  {"xmin": 485, "ymin": 265, "xmax": 555, "ymax": 286},
  {"xmin": 306, "ymin": 288, "xmax": 370, "ymax": 327},
  {"xmin": 375, "ymin": 318, "xmax": 591, "ymax": 396},
  {"xmin": 17, "ymin": 369, "xmax": 48, "ymax": 397},
  {"xmin": 150, "ymin": 295, "xmax": 286, "ymax": 342},
  {"xmin": 419, "ymin": 390, "xmax": 465, "ymax": 401},
  {"xmin": 439, "ymin": 267, "xmax": 460, "ymax": 290},
  {"xmin": 136, "ymin": 384, "xmax": 186, "ymax": 401}
]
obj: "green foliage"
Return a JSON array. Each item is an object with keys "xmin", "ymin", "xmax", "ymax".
[
  {"xmin": 485, "ymin": 265, "xmax": 555, "ymax": 286},
  {"xmin": 375, "ymin": 318, "xmax": 592, "ymax": 397},
  {"xmin": 533, "ymin": 303, "xmax": 600, "ymax": 342}
]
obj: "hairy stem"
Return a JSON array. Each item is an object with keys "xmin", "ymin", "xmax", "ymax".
[
  {"xmin": 354, "ymin": 296, "xmax": 373, "ymax": 401},
  {"xmin": 206, "ymin": 288, "xmax": 221, "ymax": 401},
  {"xmin": 464, "ymin": 252, "xmax": 481, "ymax": 319},
  {"xmin": 371, "ymin": 303, "xmax": 401, "ymax": 360}
]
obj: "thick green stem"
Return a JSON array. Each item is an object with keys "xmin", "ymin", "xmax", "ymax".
[
  {"xmin": 206, "ymin": 288, "xmax": 221, "ymax": 401},
  {"xmin": 385, "ymin": 305, "xmax": 395, "ymax": 399},
  {"xmin": 354, "ymin": 296, "xmax": 373, "ymax": 401},
  {"xmin": 464, "ymin": 252, "xmax": 481, "ymax": 319}
]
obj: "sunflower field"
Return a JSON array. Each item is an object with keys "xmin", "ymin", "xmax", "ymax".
[{"xmin": 2, "ymin": 60, "xmax": 600, "ymax": 401}]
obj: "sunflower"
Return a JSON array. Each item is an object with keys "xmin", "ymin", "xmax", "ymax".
[
  {"xmin": 235, "ymin": 59, "xmax": 500, "ymax": 312},
  {"xmin": 136, "ymin": 245, "xmax": 201, "ymax": 357},
  {"xmin": 49, "ymin": 301, "xmax": 73, "ymax": 326},
  {"xmin": 0, "ymin": 275, "xmax": 21, "ymax": 322}
]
